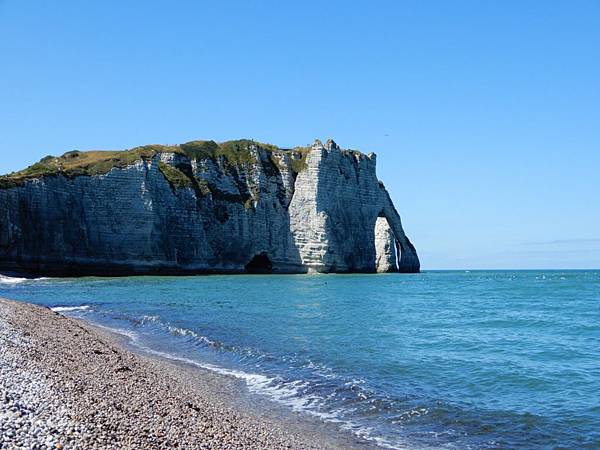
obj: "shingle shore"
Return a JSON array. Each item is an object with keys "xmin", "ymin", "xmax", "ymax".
[{"xmin": 0, "ymin": 298, "xmax": 367, "ymax": 449}]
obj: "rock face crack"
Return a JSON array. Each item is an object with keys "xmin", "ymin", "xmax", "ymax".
[{"xmin": 0, "ymin": 139, "xmax": 420, "ymax": 275}]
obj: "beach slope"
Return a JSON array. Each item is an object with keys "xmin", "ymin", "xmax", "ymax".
[{"xmin": 0, "ymin": 298, "xmax": 363, "ymax": 449}]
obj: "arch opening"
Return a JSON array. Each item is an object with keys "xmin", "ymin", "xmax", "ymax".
[
  {"xmin": 374, "ymin": 215, "xmax": 399, "ymax": 272},
  {"xmin": 245, "ymin": 252, "xmax": 273, "ymax": 274}
]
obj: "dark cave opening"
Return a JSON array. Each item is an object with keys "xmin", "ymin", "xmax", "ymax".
[{"xmin": 245, "ymin": 253, "xmax": 273, "ymax": 274}]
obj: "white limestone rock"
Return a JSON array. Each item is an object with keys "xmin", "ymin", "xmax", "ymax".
[
  {"xmin": 0, "ymin": 139, "xmax": 420, "ymax": 275},
  {"xmin": 374, "ymin": 217, "xmax": 398, "ymax": 273}
]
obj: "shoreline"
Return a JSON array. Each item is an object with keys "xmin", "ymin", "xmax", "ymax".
[{"xmin": 0, "ymin": 297, "xmax": 371, "ymax": 449}]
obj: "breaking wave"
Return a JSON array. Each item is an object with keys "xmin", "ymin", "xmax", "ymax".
[
  {"xmin": 51, "ymin": 305, "xmax": 92, "ymax": 313},
  {"xmin": 0, "ymin": 275, "xmax": 49, "ymax": 284},
  {"xmin": 82, "ymin": 310, "xmax": 407, "ymax": 448}
]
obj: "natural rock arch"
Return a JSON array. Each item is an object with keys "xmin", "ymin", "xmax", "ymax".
[{"xmin": 377, "ymin": 197, "xmax": 420, "ymax": 273}]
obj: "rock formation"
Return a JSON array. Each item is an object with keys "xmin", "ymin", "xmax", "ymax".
[{"xmin": 0, "ymin": 139, "xmax": 420, "ymax": 276}]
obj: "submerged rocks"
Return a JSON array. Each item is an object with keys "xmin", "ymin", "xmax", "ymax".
[{"xmin": 0, "ymin": 138, "xmax": 419, "ymax": 276}]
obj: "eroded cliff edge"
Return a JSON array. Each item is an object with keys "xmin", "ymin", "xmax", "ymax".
[{"xmin": 0, "ymin": 138, "xmax": 420, "ymax": 276}]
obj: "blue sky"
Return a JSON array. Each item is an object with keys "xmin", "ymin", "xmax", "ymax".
[{"xmin": 1, "ymin": 0, "xmax": 599, "ymax": 269}]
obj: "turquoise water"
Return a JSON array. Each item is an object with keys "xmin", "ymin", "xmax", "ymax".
[{"xmin": 1, "ymin": 271, "xmax": 598, "ymax": 449}]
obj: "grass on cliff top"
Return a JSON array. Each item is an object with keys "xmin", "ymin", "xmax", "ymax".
[
  {"xmin": 0, "ymin": 147, "xmax": 167, "ymax": 188},
  {"xmin": 180, "ymin": 139, "xmax": 277, "ymax": 167},
  {"xmin": 0, "ymin": 139, "xmax": 313, "ymax": 189}
]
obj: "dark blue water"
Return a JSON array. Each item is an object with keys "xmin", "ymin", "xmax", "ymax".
[{"xmin": 1, "ymin": 271, "xmax": 598, "ymax": 449}]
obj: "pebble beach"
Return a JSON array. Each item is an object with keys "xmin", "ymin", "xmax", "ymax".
[{"xmin": 0, "ymin": 298, "xmax": 364, "ymax": 449}]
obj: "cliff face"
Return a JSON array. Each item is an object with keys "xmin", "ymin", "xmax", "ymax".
[{"xmin": 0, "ymin": 139, "xmax": 420, "ymax": 276}]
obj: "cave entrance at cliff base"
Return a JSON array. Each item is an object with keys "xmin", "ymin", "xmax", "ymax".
[{"xmin": 245, "ymin": 253, "xmax": 273, "ymax": 274}]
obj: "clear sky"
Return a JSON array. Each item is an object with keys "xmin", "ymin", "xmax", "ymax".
[{"xmin": 1, "ymin": 0, "xmax": 599, "ymax": 269}]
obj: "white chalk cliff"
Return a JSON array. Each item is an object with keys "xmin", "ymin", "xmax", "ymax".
[{"xmin": 0, "ymin": 138, "xmax": 420, "ymax": 276}]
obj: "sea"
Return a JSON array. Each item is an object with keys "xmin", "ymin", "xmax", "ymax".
[{"xmin": 1, "ymin": 270, "xmax": 598, "ymax": 449}]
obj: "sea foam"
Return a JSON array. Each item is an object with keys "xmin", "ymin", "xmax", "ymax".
[
  {"xmin": 0, "ymin": 275, "xmax": 32, "ymax": 284},
  {"xmin": 51, "ymin": 305, "xmax": 92, "ymax": 313}
]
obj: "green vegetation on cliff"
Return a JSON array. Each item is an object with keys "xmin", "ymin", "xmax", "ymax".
[
  {"xmin": 157, "ymin": 162, "xmax": 193, "ymax": 189},
  {"xmin": 0, "ymin": 147, "xmax": 166, "ymax": 188},
  {"xmin": 289, "ymin": 147, "xmax": 310, "ymax": 173},
  {"xmin": 0, "ymin": 139, "xmax": 314, "ymax": 189},
  {"xmin": 180, "ymin": 139, "xmax": 266, "ymax": 168}
]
